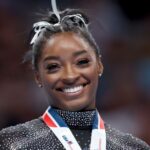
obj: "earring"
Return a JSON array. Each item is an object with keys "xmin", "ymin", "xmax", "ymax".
[
  {"xmin": 38, "ymin": 84, "xmax": 43, "ymax": 88},
  {"xmin": 99, "ymin": 73, "xmax": 102, "ymax": 77}
]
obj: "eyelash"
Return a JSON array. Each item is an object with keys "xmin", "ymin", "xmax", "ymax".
[
  {"xmin": 46, "ymin": 64, "xmax": 60, "ymax": 73},
  {"xmin": 76, "ymin": 59, "xmax": 90, "ymax": 66}
]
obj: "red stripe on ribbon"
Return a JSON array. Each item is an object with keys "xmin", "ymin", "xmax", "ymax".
[
  {"xmin": 43, "ymin": 113, "xmax": 57, "ymax": 127},
  {"xmin": 100, "ymin": 117, "xmax": 105, "ymax": 129}
]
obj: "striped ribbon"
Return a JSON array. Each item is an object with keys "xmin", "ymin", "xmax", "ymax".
[{"xmin": 42, "ymin": 106, "xmax": 106, "ymax": 150}]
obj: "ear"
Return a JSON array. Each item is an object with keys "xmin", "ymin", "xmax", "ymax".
[
  {"xmin": 34, "ymin": 71, "xmax": 43, "ymax": 87},
  {"xmin": 97, "ymin": 55, "xmax": 104, "ymax": 76}
]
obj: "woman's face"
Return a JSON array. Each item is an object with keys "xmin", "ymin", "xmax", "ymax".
[{"xmin": 36, "ymin": 32, "xmax": 103, "ymax": 111}]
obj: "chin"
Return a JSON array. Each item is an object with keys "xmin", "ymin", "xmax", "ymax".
[{"xmin": 59, "ymin": 100, "xmax": 96, "ymax": 112}]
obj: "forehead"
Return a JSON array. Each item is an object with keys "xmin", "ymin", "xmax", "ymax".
[{"xmin": 41, "ymin": 32, "xmax": 96, "ymax": 58}]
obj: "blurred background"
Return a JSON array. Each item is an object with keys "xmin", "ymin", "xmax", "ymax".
[{"xmin": 0, "ymin": 0, "xmax": 150, "ymax": 144}]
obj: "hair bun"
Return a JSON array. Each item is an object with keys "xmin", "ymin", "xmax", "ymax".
[
  {"xmin": 49, "ymin": 13, "xmax": 59, "ymax": 24},
  {"xmin": 62, "ymin": 14, "xmax": 87, "ymax": 29}
]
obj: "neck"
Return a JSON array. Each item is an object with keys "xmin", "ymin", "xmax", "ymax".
[{"xmin": 53, "ymin": 107, "xmax": 96, "ymax": 129}]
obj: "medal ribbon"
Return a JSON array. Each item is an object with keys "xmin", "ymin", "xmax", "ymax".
[{"xmin": 42, "ymin": 106, "xmax": 106, "ymax": 150}]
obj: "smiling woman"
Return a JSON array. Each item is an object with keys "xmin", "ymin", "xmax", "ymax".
[
  {"xmin": 36, "ymin": 32, "xmax": 102, "ymax": 112},
  {"xmin": 0, "ymin": 1, "xmax": 150, "ymax": 150}
]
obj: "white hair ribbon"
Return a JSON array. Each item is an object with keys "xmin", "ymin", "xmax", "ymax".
[
  {"xmin": 51, "ymin": 0, "xmax": 60, "ymax": 23},
  {"xmin": 30, "ymin": 21, "xmax": 51, "ymax": 45}
]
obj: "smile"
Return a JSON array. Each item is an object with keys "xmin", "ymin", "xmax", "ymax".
[
  {"xmin": 56, "ymin": 83, "xmax": 88, "ymax": 96},
  {"xmin": 63, "ymin": 85, "xmax": 83, "ymax": 93}
]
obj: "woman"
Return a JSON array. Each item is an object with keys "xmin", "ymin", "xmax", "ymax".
[{"xmin": 0, "ymin": 5, "xmax": 150, "ymax": 150}]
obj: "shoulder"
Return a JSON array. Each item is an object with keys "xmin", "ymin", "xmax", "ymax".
[
  {"xmin": 0, "ymin": 118, "xmax": 50, "ymax": 149},
  {"xmin": 105, "ymin": 123, "xmax": 150, "ymax": 150}
]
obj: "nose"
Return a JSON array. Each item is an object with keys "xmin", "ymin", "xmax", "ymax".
[{"xmin": 62, "ymin": 64, "xmax": 79, "ymax": 84}]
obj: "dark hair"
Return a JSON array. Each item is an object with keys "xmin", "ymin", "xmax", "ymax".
[{"xmin": 24, "ymin": 9, "xmax": 100, "ymax": 70}]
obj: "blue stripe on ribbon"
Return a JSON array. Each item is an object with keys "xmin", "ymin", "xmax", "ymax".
[
  {"xmin": 48, "ymin": 107, "xmax": 68, "ymax": 127},
  {"xmin": 92, "ymin": 111, "xmax": 98, "ymax": 129}
]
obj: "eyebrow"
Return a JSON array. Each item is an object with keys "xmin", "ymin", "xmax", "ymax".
[
  {"xmin": 43, "ymin": 50, "xmax": 88, "ymax": 62},
  {"xmin": 73, "ymin": 50, "xmax": 88, "ymax": 57},
  {"xmin": 43, "ymin": 56, "xmax": 60, "ymax": 62}
]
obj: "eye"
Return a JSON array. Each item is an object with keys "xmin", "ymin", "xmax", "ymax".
[
  {"xmin": 46, "ymin": 63, "xmax": 60, "ymax": 73},
  {"xmin": 77, "ymin": 59, "xmax": 90, "ymax": 67}
]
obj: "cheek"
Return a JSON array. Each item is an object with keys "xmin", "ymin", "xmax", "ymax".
[
  {"xmin": 41, "ymin": 73, "xmax": 60, "ymax": 89},
  {"xmin": 86, "ymin": 65, "xmax": 99, "ymax": 89},
  {"xmin": 83, "ymin": 64, "xmax": 99, "ymax": 79}
]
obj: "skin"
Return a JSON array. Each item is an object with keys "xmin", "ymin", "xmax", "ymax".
[{"xmin": 35, "ymin": 32, "xmax": 103, "ymax": 111}]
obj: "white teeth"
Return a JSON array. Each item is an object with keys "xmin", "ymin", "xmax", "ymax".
[{"xmin": 63, "ymin": 85, "xmax": 83, "ymax": 93}]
